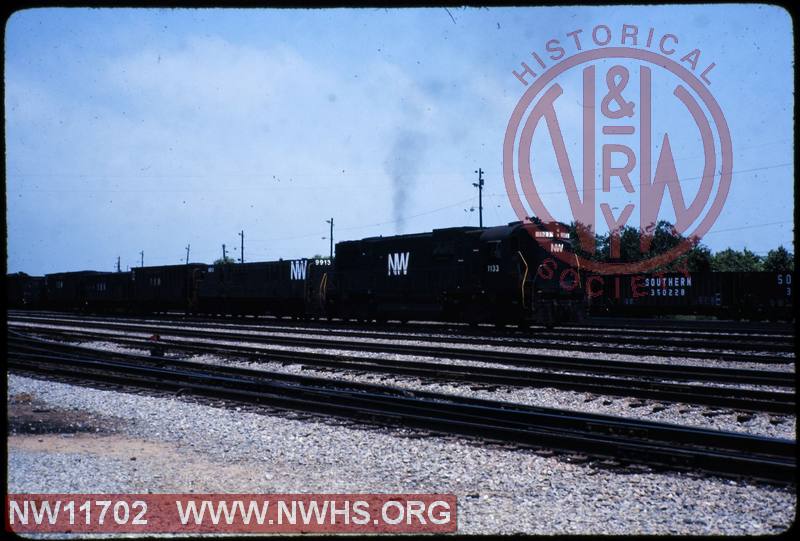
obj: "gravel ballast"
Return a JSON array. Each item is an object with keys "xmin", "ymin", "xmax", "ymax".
[
  {"xmin": 67, "ymin": 339, "xmax": 799, "ymax": 439},
  {"xmin": 7, "ymin": 374, "xmax": 796, "ymax": 535}
]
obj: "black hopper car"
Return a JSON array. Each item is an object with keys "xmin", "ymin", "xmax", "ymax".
[
  {"xmin": 131, "ymin": 264, "xmax": 207, "ymax": 313},
  {"xmin": 6, "ymin": 221, "xmax": 585, "ymax": 326},
  {"xmin": 7, "ymin": 272, "xmax": 45, "ymax": 309},
  {"xmin": 587, "ymin": 271, "xmax": 795, "ymax": 321}
]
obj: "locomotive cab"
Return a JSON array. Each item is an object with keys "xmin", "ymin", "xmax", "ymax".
[{"xmin": 479, "ymin": 221, "xmax": 584, "ymax": 327}]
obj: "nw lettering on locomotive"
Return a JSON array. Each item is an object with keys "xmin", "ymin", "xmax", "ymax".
[
  {"xmin": 289, "ymin": 260, "xmax": 308, "ymax": 280},
  {"xmin": 387, "ymin": 252, "xmax": 410, "ymax": 276}
]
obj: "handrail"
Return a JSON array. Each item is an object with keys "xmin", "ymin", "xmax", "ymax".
[{"xmin": 517, "ymin": 250, "xmax": 529, "ymax": 309}]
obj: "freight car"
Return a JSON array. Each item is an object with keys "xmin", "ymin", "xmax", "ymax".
[
  {"xmin": 196, "ymin": 258, "xmax": 331, "ymax": 317},
  {"xmin": 44, "ymin": 271, "xmax": 102, "ymax": 311},
  {"xmin": 42, "ymin": 270, "xmax": 132, "ymax": 312},
  {"xmin": 130, "ymin": 264, "xmax": 206, "ymax": 313},
  {"xmin": 587, "ymin": 271, "xmax": 794, "ymax": 321},
  {"xmin": 6, "ymin": 272, "xmax": 45, "ymax": 309},
  {"xmin": 329, "ymin": 221, "xmax": 584, "ymax": 326},
  {"xmin": 82, "ymin": 271, "xmax": 132, "ymax": 312}
]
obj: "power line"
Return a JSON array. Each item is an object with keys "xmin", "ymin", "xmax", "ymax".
[
  {"xmin": 506, "ymin": 161, "xmax": 792, "ymax": 197},
  {"xmin": 703, "ymin": 220, "xmax": 793, "ymax": 235},
  {"xmin": 11, "ymin": 139, "xmax": 791, "ymax": 181}
]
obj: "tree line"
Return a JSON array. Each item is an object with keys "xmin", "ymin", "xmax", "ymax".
[{"xmin": 563, "ymin": 220, "xmax": 794, "ymax": 272}]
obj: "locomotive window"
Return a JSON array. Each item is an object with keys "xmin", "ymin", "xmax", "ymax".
[
  {"xmin": 433, "ymin": 241, "xmax": 455, "ymax": 256},
  {"xmin": 484, "ymin": 240, "xmax": 502, "ymax": 259}
]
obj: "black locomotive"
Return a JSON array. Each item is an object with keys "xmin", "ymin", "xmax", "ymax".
[
  {"xmin": 6, "ymin": 221, "xmax": 585, "ymax": 326},
  {"xmin": 330, "ymin": 221, "xmax": 582, "ymax": 325}
]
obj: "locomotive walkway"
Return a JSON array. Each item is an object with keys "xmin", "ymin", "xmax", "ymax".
[
  {"xmin": 8, "ymin": 332, "xmax": 795, "ymax": 485},
  {"xmin": 8, "ymin": 321, "xmax": 795, "ymax": 414}
]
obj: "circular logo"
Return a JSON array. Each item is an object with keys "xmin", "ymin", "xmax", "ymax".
[{"xmin": 504, "ymin": 47, "xmax": 732, "ymax": 274}]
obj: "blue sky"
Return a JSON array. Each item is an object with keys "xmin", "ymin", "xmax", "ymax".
[{"xmin": 5, "ymin": 6, "xmax": 794, "ymax": 274}]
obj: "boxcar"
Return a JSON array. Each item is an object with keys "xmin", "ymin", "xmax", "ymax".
[
  {"xmin": 7, "ymin": 272, "xmax": 45, "ymax": 309},
  {"xmin": 130, "ymin": 264, "xmax": 206, "ymax": 313},
  {"xmin": 587, "ymin": 271, "xmax": 794, "ymax": 320},
  {"xmin": 196, "ymin": 258, "xmax": 330, "ymax": 317}
]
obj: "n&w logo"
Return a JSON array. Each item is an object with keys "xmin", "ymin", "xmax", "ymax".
[
  {"xmin": 387, "ymin": 252, "xmax": 410, "ymax": 276},
  {"xmin": 289, "ymin": 260, "xmax": 308, "ymax": 280}
]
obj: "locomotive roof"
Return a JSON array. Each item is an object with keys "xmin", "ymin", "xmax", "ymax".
[
  {"xmin": 479, "ymin": 223, "xmax": 521, "ymax": 242},
  {"xmin": 347, "ymin": 222, "xmax": 572, "ymax": 245},
  {"xmin": 347, "ymin": 225, "xmax": 484, "ymax": 244},
  {"xmin": 480, "ymin": 221, "xmax": 572, "ymax": 241}
]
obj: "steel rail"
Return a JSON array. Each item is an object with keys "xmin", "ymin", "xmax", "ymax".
[
  {"xmin": 19, "ymin": 326, "xmax": 796, "ymax": 414},
  {"xmin": 9, "ymin": 310, "xmax": 795, "ymax": 343},
  {"xmin": 8, "ymin": 321, "xmax": 797, "ymax": 393},
  {"xmin": 9, "ymin": 312, "xmax": 794, "ymax": 354},
  {"xmin": 7, "ymin": 334, "xmax": 795, "ymax": 485},
  {"xmin": 9, "ymin": 321, "xmax": 795, "ymax": 389}
]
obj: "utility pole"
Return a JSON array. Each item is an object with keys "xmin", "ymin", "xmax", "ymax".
[
  {"xmin": 238, "ymin": 230, "xmax": 244, "ymax": 263},
  {"xmin": 222, "ymin": 244, "xmax": 227, "ymax": 261},
  {"xmin": 140, "ymin": 251, "xmax": 144, "ymax": 268},
  {"xmin": 325, "ymin": 218, "xmax": 334, "ymax": 259},
  {"xmin": 185, "ymin": 244, "xmax": 191, "ymax": 265},
  {"xmin": 116, "ymin": 256, "xmax": 121, "ymax": 273},
  {"xmin": 473, "ymin": 168, "xmax": 484, "ymax": 228}
]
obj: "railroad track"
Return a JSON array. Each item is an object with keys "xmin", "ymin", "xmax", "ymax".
[
  {"xmin": 9, "ymin": 319, "xmax": 796, "ymax": 389},
  {"xmin": 574, "ymin": 316, "xmax": 795, "ymax": 336},
  {"xmin": 9, "ymin": 310, "xmax": 795, "ymax": 347},
  {"xmin": 8, "ymin": 332, "xmax": 795, "ymax": 485},
  {"xmin": 8, "ymin": 314, "xmax": 795, "ymax": 363},
  {"xmin": 15, "ymin": 313, "xmax": 796, "ymax": 353},
  {"xmin": 20, "ymin": 325, "xmax": 796, "ymax": 414}
]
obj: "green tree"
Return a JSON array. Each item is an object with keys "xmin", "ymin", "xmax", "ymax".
[
  {"xmin": 711, "ymin": 248, "xmax": 763, "ymax": 272},
  {"xmin": 678, "ymin": 243, "xmax": 713, "ymax": 272},
  {"xmin": 213, "ymin": 256, "xmax": 236, "ymax": 265},
  {"xmin": 567, "ymin": 221, "xmax": 606, "ymax": 262},
  {"xmin": 762, "ymin": 246, "xmax": 794, "ymax": 272},
  {"xmin": 585, "ymin": 220, "xmax": 711, "ymax": 272}
]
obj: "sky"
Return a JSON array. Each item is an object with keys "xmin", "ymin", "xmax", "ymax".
[{"xmin": 4, "ymin": 5, "xmax": 795, "ymax": 274}]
